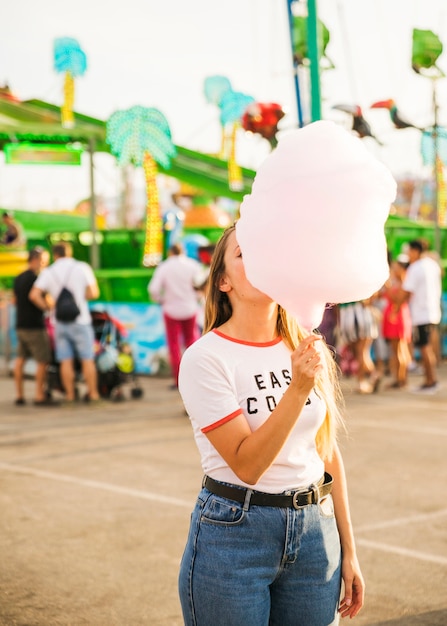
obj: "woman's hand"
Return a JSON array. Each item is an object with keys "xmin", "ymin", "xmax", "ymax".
[
  {"xmin": 338, "ymin": 553, "xmax": 365, "ymax": 619},
  {"xmin": 289, "ymin": 335, "xmax": 323, "ymax": 394}
]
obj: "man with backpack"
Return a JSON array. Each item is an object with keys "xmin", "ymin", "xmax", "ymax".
[{"xmin": 29, "ymin": 242, "xmax": 101, "ymax": 403}]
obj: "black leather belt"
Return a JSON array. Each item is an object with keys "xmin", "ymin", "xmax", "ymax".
[{"xmin": 203, "ymin": 472, "xmax": 333, "ymax": 509}]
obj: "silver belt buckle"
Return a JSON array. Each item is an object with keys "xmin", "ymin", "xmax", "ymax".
[
  {"xmin": 292, "ymin": 488, "xmax": 309, "ymax": 509},
  {"xmin": 292, "ymin": 483, "xmax": 320, "ymax": 509}
]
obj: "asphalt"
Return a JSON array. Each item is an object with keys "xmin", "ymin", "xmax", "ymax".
[{"xmin": 0, "ymin": 362, "xmax": 446, "ymax": 626}]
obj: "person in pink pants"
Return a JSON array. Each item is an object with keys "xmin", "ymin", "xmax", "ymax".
[{"xmin": 148, "ymin": 242, "xmax": 206, "ymax": 388}]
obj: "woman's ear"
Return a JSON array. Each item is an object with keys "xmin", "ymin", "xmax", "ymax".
[{"xmin": 219, "ymin": 275, "xmax": 231, "ymax": 293}]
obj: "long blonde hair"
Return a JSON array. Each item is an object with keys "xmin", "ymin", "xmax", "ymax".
[{"xmin": 203, "ymin": 225, "xmax": 345, "ymax": 460}]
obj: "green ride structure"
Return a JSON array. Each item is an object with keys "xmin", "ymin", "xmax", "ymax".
[{"xmin": 1, "ymin": 95, "xmax": 446, "ymax": 297}]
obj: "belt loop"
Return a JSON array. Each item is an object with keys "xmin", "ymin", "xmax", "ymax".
[
  {"xmin": 243, "ymin": 488, "xmax": 253, "ymax": 511},
  {"xmin": 310, "ymin": 483, "xmax": 319, "ymax": 505}
]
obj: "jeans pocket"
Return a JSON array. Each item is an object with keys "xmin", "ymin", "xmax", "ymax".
[
  {"xmin": 201, "ymin": 495, "xmax": 246, "ymax": 526},
  {"xmin": 318, "ymin": 493, "xmax": 336, "ymax": 518}
]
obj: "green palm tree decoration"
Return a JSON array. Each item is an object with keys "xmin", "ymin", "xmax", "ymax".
[
  {"xmin": 412, "ymin": 29, "xmax": 444, "ymax": 77},
  {"xmin": 292, "ymin": 16, "xmax": 334, "ymax": 69},
  {"xmin": 106, "ymin": 106, "xmax": 177, "ymax": 266},
  {"xmin": 54, "ymin": 37, "xmax": 87, "ymax": 128}
]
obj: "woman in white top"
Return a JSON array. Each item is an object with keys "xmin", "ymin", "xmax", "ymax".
[{"xmin": 178, "ymin": 225, "xmax": 364, "ymax": 625}]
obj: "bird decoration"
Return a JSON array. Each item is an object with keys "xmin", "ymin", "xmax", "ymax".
[
  {"xmin": 241, "ymin": 102, "xmax": 286, "ymax": 149},
  {"xmin": 0, "ymin": 84, "xmax": 19, "ymax": 102},
  {"xmin": 370, "ymin": 99, "xmax": 423, "ymax": 131},
  {"xmin": 332, "ymin": 104, "xmax": 382, "ymax": 145}
]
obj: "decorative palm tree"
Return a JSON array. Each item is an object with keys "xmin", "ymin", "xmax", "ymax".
[
  {"xmin": 106, "ymin": 106, "xmax": 176, "ymax": 266},
  {"xmin": 291, "ymin": 15, "xmax": 334, "ymax": 69},
  {"xmin": 204, "ymin": 75, "xmax": 233, "ymax": 158},
  {"xmin": 219, "ymin": 90, "xmax": 255, "ymax": 191},
  {"xmin": 53, "ymin": 37, "xmax": 87, "ymax": 128},
  {"xmin": 204, "ymin": 76, "xmax": 254, "ymax": 191}
]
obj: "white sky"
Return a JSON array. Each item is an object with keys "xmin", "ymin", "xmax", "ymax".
[{"xmin": 1, "ymin": 0, "xmax": 447, "ymax": 212}]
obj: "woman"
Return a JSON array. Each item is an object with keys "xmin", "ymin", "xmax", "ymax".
[
  {"xmin": 178, "ymin": 225, "xmax": 364, "ymax": 625},
  {"xmin": 338, "ymin": 299, "xmax": 381, "ymax": 394},
  {"xmin": 382, "ymin": 257, "xmax": 412, "ymax": 388}
]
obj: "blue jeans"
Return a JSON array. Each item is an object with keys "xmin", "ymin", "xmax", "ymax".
[
  {"xmin": 55, "ymin": 322, "xmax": 95, "ymax": 361},
  {"xmin": 179, "ymin": 484, "xmax": 342, "ymax": 626}
]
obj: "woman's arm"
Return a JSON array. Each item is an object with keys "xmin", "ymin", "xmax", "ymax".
[
  {"xmin": 205, "ymin": 335, "xmax": 323, "ymax": 485},
  {"xmin": 325, "ymin": 443, "xmax": 365, "ymax": 619}
]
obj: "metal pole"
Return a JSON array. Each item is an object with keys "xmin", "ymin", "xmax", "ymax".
[
  {"xmin": 286, "ymin": 0, "xmax": 304, "ymax": 127},
  {"xmin": 431, "ymin": 80, "xmax": 441, "ymax": 256},
  {"xmin": 88, "ymin": 139, "xmax": 99, "ymax": 270},
  {"xmin": 307, "ymin": 0, "xmax": 322, "ymax": 121}
]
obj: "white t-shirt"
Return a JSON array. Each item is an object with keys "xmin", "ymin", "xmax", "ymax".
[
  {"xmin": 34, "ymin": 257, "xmax": 96, "ymax": 325},
  {"xmin": 179, "ymin": 329, "xmax": 326, "ymax": 493},
  {"xmin": 402, "ymin": 257, "xmax": 442, "ymax": 325},
  {"xmin": 148, "ymin": 254, "xmax": 205, "ymax": 320}
]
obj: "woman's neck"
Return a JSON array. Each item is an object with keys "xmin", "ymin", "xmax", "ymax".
[{"xmin": 218, "ymin": 306, "xmax": 279, "ymax": 343}]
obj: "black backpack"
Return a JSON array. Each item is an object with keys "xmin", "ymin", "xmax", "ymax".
[
  {"xmin": 55, "ymin": 287, "xmax": 80, "ymax": 322},
  {"xmin": 53, "ymin": 264, "xmax": 81, "ymax": 322}
]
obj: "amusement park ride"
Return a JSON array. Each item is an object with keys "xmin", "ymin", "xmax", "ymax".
[
  {"xmin": 0, "ymin": 3, "xmax": 446, "ymax": 370},
  {"xmin": 0, "ymin": 0, "xmax": 447, "ymax": 373}
]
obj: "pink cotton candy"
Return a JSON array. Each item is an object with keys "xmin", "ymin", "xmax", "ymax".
[{"xmin": 236, "ymin": 120, "xmax": 396, "ymax": 330}]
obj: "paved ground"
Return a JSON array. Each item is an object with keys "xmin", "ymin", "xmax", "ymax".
[{"xmin": 0, "ymin": 363, "xmax": 446, "ymax": 626}]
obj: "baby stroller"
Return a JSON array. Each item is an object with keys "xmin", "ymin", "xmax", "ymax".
[{"xmin": 91, "ymin": 309, "xmax": 143, "ymax": 402}]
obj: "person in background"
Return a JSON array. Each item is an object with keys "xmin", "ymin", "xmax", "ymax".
[
  {"xmin": 338, "ymin": 299, "xmax": 381, "ymax": 394},
  {"xmin": 382, "ymin": 254, "xmax": 412, "ymax": 389},
  {"xmin": 178, "ymin": 225, "xmax": 364, "ymax": 625},
  {"xmin": 317, "ymin": 304, "xmax": 338, "ymax": 357},
  {"xmin": 401, "ymin": 239, "xmax": 442, "ymax": 393},
  {"xmin": 12, "ymin": 247, "xmax": 54, "ymax": 406},
  {"xmin": 1, "ymin": 212, "xmax": 26, "ymax": 246},
  {"xmin": 29, "ymin": 242, "xmax": 101, "ymax": 403},
  {"xmin": 148, "ymin": 242, "xmax": 205, "ymax": 389},
  {"xmin": 419, "ymin": 238, "xmax": 444, "ymax": 366},
  {"xmin": 370, "ymin": 291, "xmax": 388, "ymax": 382}
]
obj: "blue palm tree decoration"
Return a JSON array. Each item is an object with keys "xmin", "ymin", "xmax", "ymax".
[
  {"xmin": 204, "ymin": 75, "xmax": 233, "ymax": 158},
  {"xmin": 54, "ymin": 37, "xmax": 87, "ymax": 128},
  {"xmin": 220, "ymin": 90, "xmax": 255, "ymax": 191},
  {"xmin": 219, "ymin": 90, "xmax": 255, "ymax": 126},
  {"xmin": 204, "ymin": 75, "xmax": 233, "ymax": 107},
  {"xmin": 204, "ymin": 76, "xmax": 255, "ymax": 190}
]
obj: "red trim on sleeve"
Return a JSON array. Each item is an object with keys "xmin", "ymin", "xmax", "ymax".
[{"xmin": 201, "ymin": 409, "xmax": 243, "ymax": 433}]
